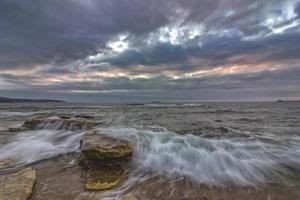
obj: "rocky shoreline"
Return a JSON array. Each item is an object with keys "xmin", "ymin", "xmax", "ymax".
[
  {"xmin": 0, "ymin": 115, "xmax": 137, "ymax": 200},
  {"xmin": 0, "ymin": 113, "xmax": 300, "ymax": 200}
]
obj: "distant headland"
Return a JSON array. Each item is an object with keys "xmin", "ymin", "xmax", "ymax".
[
  {"xmin": 0, "ymin": 96, "xmax": 65, "ymax": 103},
  {"xmin": 277, "ymin": 99, "xmax": 300, "ymax": 102}
]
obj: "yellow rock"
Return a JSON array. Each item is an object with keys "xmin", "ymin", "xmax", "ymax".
[
  {"xmin": 122, "ymin": 194, "xmax": 138, "ymax": 200},
  {"xmin": 0, "ymin": 167, "xmax": 36, "ymax": 200},
  {"xmin": 81, "ymin": 131, "xmax": 132, "ymax": 160},
  {"xmin": 85, "ymin": 165, "xmax": 124, "ymax": 190},
  {"xmin": 0, "ymin": 159, "xmax": 15, "ymax": 170}
]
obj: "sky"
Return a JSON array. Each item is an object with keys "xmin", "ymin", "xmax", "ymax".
[{"xmin": 0, "ymin": 0, "xmax": 300, "ymax": 102}]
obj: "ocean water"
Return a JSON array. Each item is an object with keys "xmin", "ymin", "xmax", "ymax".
[{"xmin": 0, "ymin": 102, "xmax": 300, "ymax": 199}]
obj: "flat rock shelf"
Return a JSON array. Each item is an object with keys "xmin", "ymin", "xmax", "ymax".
[
  {"xmin": 0, "ymin": 167, "xmax": 37, "ymax": 200},
  {"xmin": 81, "ymin": 131, "xmax": 133, "ymax": 160}
]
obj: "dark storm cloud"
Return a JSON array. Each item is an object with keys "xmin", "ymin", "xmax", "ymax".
[
  {"xmin": 0, "ymin": 0, "xmax": 170, "ymax": 68},
  {"xmin": 295, "ymin": 2, "xmax": 300, "ymax": 17},
  {"xmin": 1, "ymin": 0, "xmax": 298, "ymax": 68},
  {"xmin": 101, "ymin": 43, "xmax": 187, "ymax": 66},
  {"xmin": 0, "ymin": 73, "xmax": 37, "ymax": 86},
  {"xmin": 98, "ymin": 32, "xmax": 300, "ymax": 72},
  {"xmin": 1, "ymin": 0, "xmax": 300, "ymax": 101}
]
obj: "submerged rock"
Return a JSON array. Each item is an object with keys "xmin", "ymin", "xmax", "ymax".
[
  {"xmin": 85, "ymin": 165, "xmax": 124, "ymax": 190},
  {"xmin": 219, "ymin": 126, "xmax": 230, "ymax": 133},
  {"xmin": 8, "ymin": 127, "xmax": 26, "ymax": 132},
  {"xmin": 122, "ymin": 194, "xmax": 138, "ymax": 200},
  {"xmin": 0, "ymin": 167, "xmax": 36, "ymax": 200},
  {"xmin": 23, "ymin": 118, "xmax": 43, "ymax": 129},
  {"xmin": 23, "ymin": 116, "xmax": 98, "ymax": 131},
  {"xmin": 76, "ymin": 194, "xmax": 101, "ymax": 200},
  {"xmin": 81, "ymin": 131, "xmax": 132, "ymax": 160},
  {"xmin": 75, "ymin": 114, "xmax": 95, "ymax": 119},
  {"xmin": 214, "ymin": 119, "xmax": 223, "ymax": 123}
]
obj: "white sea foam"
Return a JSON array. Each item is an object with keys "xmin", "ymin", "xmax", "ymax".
[
  {"xmin": 146, "ymin": 103, "xmax": 203, "ymax": 107},
  {"xmin": 0, "ymin": 130, "xmax": 84, "ymax": 165},
  {"xmin": 0, "ymin": 111, "xmax": 49, "ymax": 117},
  {"xmin": 0, "ymin": 111, "xmax": 33, "ymax": 116},
  {"xmin": 1, "ymin": 124, "xmax": 299, "ymax": 189},
  {"xmin": 97, "ymin": 127, "xmax": 300, "ymax": 187},
  {"xmin": 29, "ymin": 116, "xmax": 96, "ymax": 131}
]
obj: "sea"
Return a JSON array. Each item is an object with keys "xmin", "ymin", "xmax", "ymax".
[{"xmin": 0, "ymin": 102, "xmax": 300, "ymax": 200}]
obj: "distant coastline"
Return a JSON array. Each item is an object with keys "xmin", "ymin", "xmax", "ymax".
[
  {"xmin": 0, "ymin": 96, "xmax": 65, "ymax": 103},
  {"xmin": 277, "ymin": 99, "xmax": 300, "ymax": 102}
]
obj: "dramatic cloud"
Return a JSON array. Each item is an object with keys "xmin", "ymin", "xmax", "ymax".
[{"xmin": 0, "ymin": 0, "xmax": 300, "ymax": 102}]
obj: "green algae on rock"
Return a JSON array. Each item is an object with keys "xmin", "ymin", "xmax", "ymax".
[
  {"xmin": 81, "ymin": 131, "xmax": 132, "ymax": 160},
  {"xmin": 0, "ymin": 167, "xmax": 36, "ymax": 200},
  {"xmin": 85, "ymin": 165, "xmax": 124, "ymax": 190}
]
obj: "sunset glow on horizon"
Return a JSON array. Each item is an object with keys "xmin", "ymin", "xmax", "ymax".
[{"xmin": 1, "ymin": 0, "xmax": 300, "ymax": 102}]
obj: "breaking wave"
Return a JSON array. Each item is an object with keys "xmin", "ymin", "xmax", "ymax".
[
  {"xmin": 146, "ymin": 103, "xmax": 203, "ymax": 107},
  {"xmin": 0, "ymin": 130, "xmax": 84, "ymax": 165},
  {"xmin": 0, "ymin": 111, "xmax": 47, "ymax": 117},
  {"xmin": 24, "ymin": 116, "xmax": 97, "ymax": 131},
  {"xmin": 97, "ymin": 127, "xmax": 300, "ymax": 187},
  {"xmin": 1, "ymin": 124, "xmax": 300, "ymax": 188}
]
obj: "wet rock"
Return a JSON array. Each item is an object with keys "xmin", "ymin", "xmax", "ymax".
[
  {"xmin": 23, "ymin": 118, "xmax": 43, "ymax": 129},
  {"xmin": 122, "ymin": 194, "xmax": 138, "ymax": 200},
  {"xmin": 81, "ymin": 131, "xmax": 132, "ymax": 160},
  {"xmin": 0, "ymin": 132, "xmax": 11, "ymax": 145},
  {"xmin": 8, "ymin": 127, "xmax": 26, "ymax": 132},
  {"xmin": 23, "ymin": 116, "xmax": 98, "ymax": 131},
  {"xmin": 219, "ymin": 126, "xmax": 230, "ymax": 133},
  {"xmin": 85, "ymin": 165, "xmax": 124, "ymax": 190},
  {"xmin": 81, "ymin": 131, "xmax": 132, "ymax": 191},
  {"xmin": 0, "ymin": 159, "xmax": 16, "ymax": 170},
  {"xmin": 75, "ymin": 115, "xmax": 95, "ymax": 119},
  {"xmin": 0, "ymin": 167, "xmax": 36, "ymax": 200},
  {"xmin": 75, "ymin": 194, "xmax": 101, "ymax": 200},
  {"xmin": 60, "ymin": 116, "xmax": 72, "ymax": 119}
]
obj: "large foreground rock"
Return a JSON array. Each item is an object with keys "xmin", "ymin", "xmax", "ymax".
[
  {"xmin": 85, "ymin": 165, "xmax": 124, "ymax": 190},
  {"xmin": 0, "ymin": 167, "xmax": 36, "ymax": 200},
  {"xmin": 81, "ymin": 131, "xmax": 132, "ymax": 160}
]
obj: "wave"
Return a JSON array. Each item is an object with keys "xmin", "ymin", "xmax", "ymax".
[
  {"xmin": 23, "ymin": 116, "xmax": 98, "ymax": 131},
  {"xmin": 0, "ymin": 130, "xmax": 84, "ymax": 166},
  {"xmin": 0, "ymin": 111, "xmax": 47, "ymax": 117},
  {"xmin": 96, "ymin": 127, "xmax": 300, "ymax": 187},
  {"xmin": 237, "ymin": 117, "xmax": 263, "ymax": 123},
  {"xmin": 1, "ymin": 124, "xmax": 299, "ymax": 189},
  {"xmin": 146, "ymin": 103, "xmax": 203, "ymax": 107}
]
